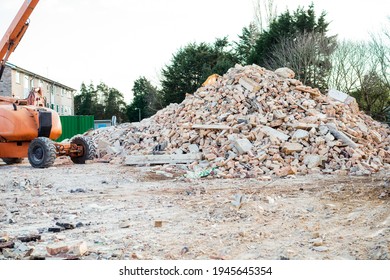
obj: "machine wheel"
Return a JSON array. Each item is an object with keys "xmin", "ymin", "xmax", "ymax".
[
  {"xmin": 28, "ymin": 137, "xmax": 56, "ymax": 168},
  {"xmin": 70, "ymin": 135, "xmax": 96, "ymax": 164},
  {"xmin": 1, "ymin": 158, "xmax": 23, "ymax": 165}
]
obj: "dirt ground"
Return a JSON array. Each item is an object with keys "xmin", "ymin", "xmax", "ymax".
[{"xmin": 0, "ymin": 157, "xmax": 389, "ymax": 260}]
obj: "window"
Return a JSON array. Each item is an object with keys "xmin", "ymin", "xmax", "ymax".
[
  {"xmin": 24, "ymin": 75, "xmax": 29, "ymax": 98},
  {"xmin": 15, "ymin": 72, "xmax": 20, "ymax": 84}
]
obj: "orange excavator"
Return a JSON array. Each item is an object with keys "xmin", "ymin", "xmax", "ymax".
[{"xmin": 0, "ymin": 0, "xmax": 96, "ymax": 168}]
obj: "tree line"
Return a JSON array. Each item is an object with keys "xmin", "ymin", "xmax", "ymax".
[{"xmin": 74, "ymin": 2, "xmax": 389, "ymax": 123}]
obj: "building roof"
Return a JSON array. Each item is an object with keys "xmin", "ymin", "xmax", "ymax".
[{"xmin": 5, "ymin": 62, "xmax": 76, "ymax": 92}]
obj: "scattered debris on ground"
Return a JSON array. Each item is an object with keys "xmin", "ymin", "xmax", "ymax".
[{"xmin": 0, "ymin": 162, "xmax": 389, "ymax": 260}]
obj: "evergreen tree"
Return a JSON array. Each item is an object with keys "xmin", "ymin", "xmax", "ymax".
[
  {"xmin": 74, "ymin": 82, "xmax": 98, "ymax": 115},
  {"xmin": 74, "ymin": 82, "xmax": 127, "ymax": 122},
  {"xmin": 161, "ymin": 37, "xmax": 238, "ymax": 105},
  {"xmin": 235, "ymin": 22, "xmax": 259, "ymax": 65},
  {"xmin": 248, "ymin": 4, "xmax": 336, "ymax": 90},
  {"xmin": 126, "ymin": 77, "xmax": 162, "ymax": 122}
]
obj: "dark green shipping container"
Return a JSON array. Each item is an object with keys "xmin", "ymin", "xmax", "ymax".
[{"xmin": 56, "ymin": 115, "xmax": 94, "ymax": 142}]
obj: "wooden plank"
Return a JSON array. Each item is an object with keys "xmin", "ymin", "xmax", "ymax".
[{"xmin": 125, "ymin": 153, "xmax": 203, "ymax": 165}]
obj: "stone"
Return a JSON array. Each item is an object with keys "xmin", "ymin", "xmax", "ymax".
[
  {"xmin": 188, "ymin": 144, "xmax": 200, "ymax": 154},
  {"xmin": 239, "ymin": 77, "xmax": 260, "ymax": 92},
  {"xmin": 328, "ymin": 89, "xmax": 349, "ymax": 103},
  {"xmin": 304, "ymin": 155, "xmax": 323, "ymax": 169},
  {"xmin": 291, "ymin": 129, "xmax": 309, "ymax": 141},
  {"xmin": 46, "ymin": 243, "xmax": 69, "ymax": 255},
  {"xmin": 233, "ymin": 138, "xmax": 253, "ymax": 155},
  {"xmin": 275, "ymin": 166, "xmax": 297, "ymax": 176},
  {"xmin": 275, "ymin": 67, "xmax": 295, "ymax": 79},
  {"xmin": 312, "ymin": 246, "xmax": 329, "ymax": 252},
  {"xmin": 69, "ymin": 241, "xmax": 88, "ymax": 256},
  {"xmin": 261, "ymin": 126, "xmax": 289, "ymax": 141},
  {"xmin": 282, "ymin": 143, "xmax": 303, "ymax": 154},
  {"xmin": 371, "ymin": 131, "xmax": 382, "ymax": 143}
]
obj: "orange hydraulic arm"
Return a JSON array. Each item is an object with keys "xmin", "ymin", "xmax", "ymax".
[{"xmin": 0, "ymin": 0, "xmax": 39, "ymax": 80}]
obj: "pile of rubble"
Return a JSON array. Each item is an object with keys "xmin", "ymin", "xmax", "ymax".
[{"xmin": 90, "ymin": 64, "xmax": 390, "ymax": 178}]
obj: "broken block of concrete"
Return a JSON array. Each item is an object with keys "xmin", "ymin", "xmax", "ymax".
[
  {"xmin": 261, "ymin": 126, "xmax": 289, "ymax": 141},
  {"xmin": 233, "ymin": 138, "xmax": 253, "ymax": 155},
  {"xmin": 328, "ymin": 89, "xmax": 359, "ymax": 113},
  {"xmin": 188, "ymin": 144, "xmax": 200, "ymax": 154},
  {"xmin": 291, "ymin": 129, "xmax": 309, "ymax": 141},
  {"xmin": 326, "ymin": 123, "xmax": 358, "ymax": 149},
  {"xmin": 283, "ymin": 142, "xmax": 304, "ymax": 154},
  {"xmin": 68, "ymin": 241, "xmax": 88, "ymax": 256},
  {"xmin": 239, "ymin": 77, "xmax": 260, "ymax": 92},
  {"xmin": 275, "ymin": 67, "xmax": 295, "ymax": 79},
  {"xmin": 304, "ymin": 155, "xmax": 323, "ymax": 169}
]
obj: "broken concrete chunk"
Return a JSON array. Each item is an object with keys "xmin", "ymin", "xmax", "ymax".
[
  {"xmin": 326, "ymin": 123, "xmax": 358, "ymax": 149},
  {"xmin": 261, "ymin": 126, "xmax": 289, "ymax": 141},
  {"xmin": 370, "ymin": 130, "xmax": 382, "ymax": 143},
  {"xmin": 69, "ymin": 241, "xmax": 88, "ymax": 256},
  {"xmin": 356, "ymin": 122, "xmax": 368, "ymax": 133},
  {"xmin": 283, "ymin": 143, "xmax": 304, "ymax": 154},
  {"xmin": 328, "ymin": 89, "xmax": 359, "ymax": 113},
  {"xmin": 291, "ymin": 129, "xmax": 309, "ymax": 141},
  {"xmin": 304, "ymin": 155, "xmax": 323, "ymax": 169},
  {"xmin": 273, "ymin": 110, "xmax": 287, "ymax": 119},
  {"xmin": 275, "ymin": 67, "xmax": 295, "ymax": 79},
  {"xmin": 328, "ymin": 89, "xmax": 350, "ymax": 103},
  {"xmin": 239, "ymin": 77, "xmax": 260, "ymax": 92},
  {"xmin": 188, "ymin": 144, "xmax": 200, "ymax": 154},
  {"xmin": 233, "ymin": 138, "xmax": 253, "ymax": 155}
]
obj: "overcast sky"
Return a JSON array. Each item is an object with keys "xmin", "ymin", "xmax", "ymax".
[{"xmin": 0, "ymin": 0, "xmax": 389, "ymax": 102}]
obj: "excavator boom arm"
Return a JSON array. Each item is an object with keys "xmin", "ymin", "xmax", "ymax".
[{"xmin": 0, "ymin": 0, "xmax": 39, "ymax": 79}]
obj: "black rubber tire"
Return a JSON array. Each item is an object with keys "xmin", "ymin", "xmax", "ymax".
[
  {"xmin": 1, "ymin": 158, "xmax": 23, "ymax": 165},
  {"xmin": 70, "ymin": 135, "xmax": 96, "ymax": 164},
  {"xmin": 28, "ymin": 137, "xmax": 56, "ymax": 168}
]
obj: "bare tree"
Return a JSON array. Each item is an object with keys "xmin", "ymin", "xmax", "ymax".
[
  {"xmin": 265, "ymin": 32, "xmax": 337, "ymax": 91},
  {"xmin": 328, "ymin": 36, "xmax": 389, "ymax": 122},
  {"xmin": 328, "ymin": 40, "xmax": 379, "ymax": 93},
  {"xmin": 253, "ymin": 0, "xmax": 277, "ymax": 33}
]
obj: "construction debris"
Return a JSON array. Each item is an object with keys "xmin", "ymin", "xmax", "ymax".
[
  {"xmin": 90, "ymin": 64, "xmax": 390, "ymax": 178},
  {"xmin": 125, "ymin": 153, "xmax": 202, "ymax": 165}
]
